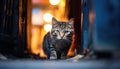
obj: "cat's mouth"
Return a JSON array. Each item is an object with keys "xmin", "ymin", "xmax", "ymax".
[{"xmin": 56, "ymin": 36, "xmax": 66, "ymax": 39}]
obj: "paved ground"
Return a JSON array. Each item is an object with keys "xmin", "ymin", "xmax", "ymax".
[{"xmin": 0, "ymin": 59, "xmax": 119, "ymax": 69}]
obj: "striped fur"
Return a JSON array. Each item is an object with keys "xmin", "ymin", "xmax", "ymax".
[{"xmin": 43, "ymin": 18, "xmax": 74, "ymax": 59}]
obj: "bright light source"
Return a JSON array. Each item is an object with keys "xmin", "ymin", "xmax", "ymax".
[
  {"xmin": 43, "ymin": 13, "xmax": 52, "ymax": 23},
  {"xmin": 49, "ymin": 0, "xmax": 60, "ymax": 5},
  {"xmin": 32, "ymin": 8, "xmax": 43, "ymax": 25},
  {"xmin": 44, "ymin": 24, "xmax": 52, "ymax": 32}
]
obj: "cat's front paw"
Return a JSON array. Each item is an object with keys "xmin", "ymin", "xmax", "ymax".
[
  {"xmin": 50, "ymin": 51, "xmax": 57, "ymax": 60},
  {"xmin": 50, "ymin": 56, "xmax": 57, "ymax": 60}
]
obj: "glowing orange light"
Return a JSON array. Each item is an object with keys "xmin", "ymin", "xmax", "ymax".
[
  {"xmin": 44, "ymin": 24, "xmax": 52, "ymax": 32},
  {"xmin": 43, "ymin": 13, "xmax": 52, "ymax": 23},
  {"xmin": 49, "ymin": 0, "xmax": 60, "ymax": 5}
]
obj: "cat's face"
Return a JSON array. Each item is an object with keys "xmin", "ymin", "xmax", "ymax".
[{"xmin": 50, "ymin": 18, "xmax": 74, "ymax": 40}]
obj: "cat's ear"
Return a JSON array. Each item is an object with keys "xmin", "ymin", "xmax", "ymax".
[
  {"xmin": 68, "ymin": 18, "xmax": 74, "ymax": 25},
  {"xmin": 52, "ymin": 17, "xmax": 58, "ymax": 24}
]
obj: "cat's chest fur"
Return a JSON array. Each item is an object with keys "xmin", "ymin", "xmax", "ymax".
[{"xmin": 51, "ymin": 36, "xmax": 72, "ymax": 55}]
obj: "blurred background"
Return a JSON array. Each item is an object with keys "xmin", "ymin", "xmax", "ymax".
[{"xmin": 0, "ymin": 0, "xmax": 120, "ymax": 60}]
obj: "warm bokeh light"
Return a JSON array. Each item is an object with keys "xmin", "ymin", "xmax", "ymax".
[
  {"xmin": 32, "ymin": 8, "xmax": 43, "ymax": 25},
  {"xmin": 44, "ymin": 24, "xmax": 52, "ymax": 32},
  {"xmin": 49, "ymin": 0, "xmax": 60, "ymax": 5},
  {"xmin": 43, "ymin": 13, "xmax": 52, "ymax": 23}
]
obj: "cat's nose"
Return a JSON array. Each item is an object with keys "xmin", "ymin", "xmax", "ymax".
[
  {"xmin": 60, "ymin": 32, "xmax": 65, "ymax": 38},
  {"xmin": 60, "ymin": 33, "xmax": 64, "ymax": 37}
]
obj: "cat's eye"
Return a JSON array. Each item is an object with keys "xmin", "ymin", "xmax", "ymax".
[
  {"xmin": 52, "ymin": 32, "xmax": 56, "ymax": 35},
  {"xmin": 52, "ymin": 32, "xmax": 58, "ymax": 36},
  {"xmin": 65, "ymin": 31, "xmax": 69, "ymax": 33},
  {"xmin": 55, "ymin": 30, "xmax": 59, "ymax": 32}
]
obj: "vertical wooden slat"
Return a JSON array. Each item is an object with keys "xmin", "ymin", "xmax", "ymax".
[
  {"xmin": 12, "ymin": 0, "xmax": 19, "ymax": 38},
  {"xmin": 18, "ymin": 0, "xmax": 28, "ymax": 56},
  {"xmin": 4, "ymin": 0, "xmax": 12, "ymax": 34},
  {"xmin": 21, "ymin": 0, "xmax": 27, "ymax": 51},
  {"xmin": 18, "ymin": 0, "xmax": 23, "ymax": 54},
  {"xmin": 27, "ymin": 0, "xmax": 32, "ymax": 50},
  {"xmin": 4, "ymin": 0, "xmax": 9, "ymax": 34},
  {"xmin": 0, "ymin": 0, "xmax": 5, "ymax": 33},
  {"xmin": 0, "ymin": 0, "xmax": 5, "ymax": 52},
  {"xmin": 11, "ymin": 0, "xmax": 20, "ymax": 56},
  {"xmin": 67, "ymin": 0, "xmax": 83, "ymax": 57}
]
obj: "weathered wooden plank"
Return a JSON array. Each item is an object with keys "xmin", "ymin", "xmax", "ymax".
[{"xmin": 67, "ymin": 0, "xmax": 83, "ymax": 56}]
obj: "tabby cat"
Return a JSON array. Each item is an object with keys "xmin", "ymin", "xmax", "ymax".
[{"xmin": 43, "ymin": 18, "xmax": 74, "ymax": 59}]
